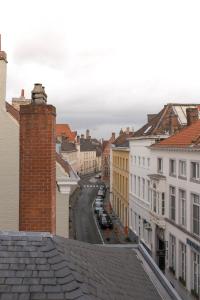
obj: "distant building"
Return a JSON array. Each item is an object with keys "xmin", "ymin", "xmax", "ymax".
[
  {"xmin": 101, "ymin": 132, "xmax": 116, "ymax": 182},
  {"xmin": 11, "ymin": 89, "xmax": 31, "ymax": 110},
  {"xmin": 56, "ymin": 123, "xmax": 76, "ymax": 142},
  {"xmin": 110, "ymin": 128, "xmax": 134, "ymax": 228}
]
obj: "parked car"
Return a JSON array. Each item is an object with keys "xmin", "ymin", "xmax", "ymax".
[
  {"xmin": 99, "ymin": 215, "xmax": 113, "ymax": 229},
  {"xmin": 94, "ymin": 205, "xmax": 104, "ymax": 214},
  {"xmin": 97, "ymin": 209, "xmax": 107, "ymax": 220},
  {"xmin": 95, "ymin": 174, "xmax": 101, "ymax": 179},
  {"xmin": 97, "ymin": 190, "xmax": 105, "ymax": 197}
]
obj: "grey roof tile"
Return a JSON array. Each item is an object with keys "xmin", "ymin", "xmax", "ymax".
[{"xmin": 0, "ymin": 232, "xmax": 163, "ymax": 300}]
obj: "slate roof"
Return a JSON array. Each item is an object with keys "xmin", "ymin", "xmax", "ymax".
[
  {"xmin": 61, "ymin": 141, "xmax": 77, "ymax": 152},
  {"xmin": 80, "ymin": 140, "xmax": 96, "ymax": 152},
  {"xmin": 151, "ymin": 119, "xmax": 200, "ymax": 149},
  {"xmin": 113, "ymin": 132, "xmax": 134, "ymax": 147},
  {"xmin": 0, "ymin": 232, "xmax": 162, "ymax": 300}
]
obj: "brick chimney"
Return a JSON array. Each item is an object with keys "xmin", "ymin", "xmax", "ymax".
[
  {"xmin": 0, "ymin": 34, "xmax": 7, "ymax": 109},
  {"xmin": 186, "ymin": 107, "xmax": 199, "ymax": 126},
  {"xmin": 19, "ymin": 83, "xmax": 56, "ymax": 233}
]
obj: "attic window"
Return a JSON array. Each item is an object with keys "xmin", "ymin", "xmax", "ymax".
[{"xmin": 144, "ymin": 125, "xmax": 152, "ymax": 134}]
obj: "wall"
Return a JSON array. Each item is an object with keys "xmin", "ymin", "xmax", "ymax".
[{"xmin": 0, "ymin": 108, "xmax": 19, "ymax": 230}]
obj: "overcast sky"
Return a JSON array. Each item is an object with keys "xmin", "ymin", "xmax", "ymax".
[{"xmin": 1, "ymin": 0, "xmax": 200, "ymax": 138}]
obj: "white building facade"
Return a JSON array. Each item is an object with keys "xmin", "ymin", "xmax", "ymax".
[
  {"xmin": 150, "ymin": 146, "xmax": 200, "ymax": 298},
  {"xmin": 129, "ymin": 132, "xmax": 200, "ymax": 298}
]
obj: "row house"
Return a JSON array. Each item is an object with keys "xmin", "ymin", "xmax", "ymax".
[
  {"xmin": 101, "ymin": 133, "xmax": 116, "ymax": 183},
  {"xmin": 129, "ymin": 106, "xmax": 200, "ymax": 299},
  {"xmin": 110, "ymin": 128, "xmax": 134, "ymax": 228}
]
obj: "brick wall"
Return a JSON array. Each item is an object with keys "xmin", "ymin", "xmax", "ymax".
[{"xmin": 19, "ymin": 104, "xmax": 56, "ymax": 233}]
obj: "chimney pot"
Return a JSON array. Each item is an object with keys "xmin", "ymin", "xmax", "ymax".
[
  {"xmin": 186, "ymin": 107, "xmax": 199, "ymax": 126},
  {"xmin": 31, "ymin": 83, "xmax": 47, "ymax": 105}
]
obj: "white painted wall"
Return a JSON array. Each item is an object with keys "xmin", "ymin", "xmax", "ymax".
[{"xmin": 0, "ymin": 59, "xmax": 7, "ymax": 108}]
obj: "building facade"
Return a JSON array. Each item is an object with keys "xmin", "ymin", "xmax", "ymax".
[{"xmin": 112, "ymin": 147, "xmax": 129, "ymax": 227}]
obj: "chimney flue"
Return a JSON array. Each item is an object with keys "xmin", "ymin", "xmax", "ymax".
[
  {"xmin": 31, "ymin": 83, "xmax": 47, "ymax": 105},
  {"xmin": 186, "ymin": 107, "xmax": 199, "ymax": 126}
]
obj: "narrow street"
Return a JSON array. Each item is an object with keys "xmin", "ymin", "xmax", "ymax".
[{"xmin": 73, "ymin": 175, "xmax": 103, "ymax": 244}]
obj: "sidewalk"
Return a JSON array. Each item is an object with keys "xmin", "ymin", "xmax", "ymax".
[{"xmin": 101, "ymin": 187, "xmax": 137, "ymax": 244}]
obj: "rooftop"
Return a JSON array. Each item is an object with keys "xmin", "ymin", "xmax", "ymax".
[
  {"xmin": 56, "ymin": 124, "xmax": 76, "ymax": 142},
  {"xmin": 134, "ymin": 103, "xmax": 200, "ymax": 137},
  {"xmin": 151, "ymin": 119, "xmax": 200, "ymax": 149},
  {"xmin": 0, "ymin": 232, "xmax": 163, "ymax": 300}
]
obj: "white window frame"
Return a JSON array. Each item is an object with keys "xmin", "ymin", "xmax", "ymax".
[
  {"xmin": 169, "ymin": 234, "xmax": 176, "ymax": 274},
  {"xmin": 169, "ymin": 186, "xmax": 176, "ymax": 222},
  {"xmin": 179, "ymin": 189, "xmax": 186, "ymax": 227},
  {"xmin": 192, "ymin": 193, "xmax": 200, "ymax": 236},
  {"xmin": 169, "ymin": 159, "xmax": 176, "ymax": 177},
  {"xmin": 179, "ymin": 160, "xmax": 187, "ymax": 178},
  {"xmin": 191, "ymin": 161, "xmax": 200, "ymax": 181},
  {"xmin": 179, "ymin": 242, "xmax": 186, "ymax": 282},
  {"xmin": 192, "ymin": 251, "xmax": 200, "ymax": 296},
  {"xmin": 157, "ymin": 157, "xmax": 163, "ymax": 173}
]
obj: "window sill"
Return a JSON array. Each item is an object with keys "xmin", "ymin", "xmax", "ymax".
[
  {"xmin": 178, "ymin": 175, "xmax": 187, "ymax": 181},
  {"xmin": 169, "ymin": 173, "xmax": 176, "ymax": 178},
  {"xmin": 190, "ymin": 178, "xmax": 200, "ymax": 184}
]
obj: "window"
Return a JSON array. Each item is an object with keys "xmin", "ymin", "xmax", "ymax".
[
  {"xmin": 169, "ymin": 234, "xmax": 176, "ymax": 274},
  {"xmin": 138, "ymin": 177, "xmax": 141, "ymax": 196},
  {"xmin": 147, "ymin": 158, "xmax": 150, "ymax": 168},
  {"xmin": 191, "ymin": 162, "xmax": 200, "ymax": 181},
  {"xmin": 161, "ymin": 192, "xmax": 165, "ymax": 215},
  {"xmin": 179, "ymin": 160, "xmax": 186, "ymax": 178},
  {"xmin": 134, "ymin": 156, "xmax": 136, "ymax": 164},
  {"xmin": 179, "ymin": 189, "xmax": 186, "ymax": 227},
  {"xmin": 142, "ymin": 157, "xmax": 145, "ymax": 166},
  {"xmin": 170, "ymin": 186, "xmax": 176, "ymax": 221},
  {"xmin": 134, "ymin": 175, "xmax": 136, "ymax": 193},
  {"xmin": 147, "ymin": 180, "xmax": 150, "ymax": 202},
  {"xmin": 138, "ymin": 156, "xmax": 141, "ymax": 166},
  {"xmin": 142, "ymin": 178, "xmax": 145, "ymax": 199},
  {"xmin": 169, "ymin": 159, "xmax": 176, "ymax": 176},
  {"xmin": 157, "ymin": 158, "xmax": 163, "ymax": 173},
  {"xmin": 192, "ymin": 193, "xmax": 200, "ymax": 236},
  {"xmin": 192, "ymin": 251, "xmax": 200, "ymax": 296},
  {"xmin": 179, "ymin": 242, "xmax": 186, "ymax": 282}
]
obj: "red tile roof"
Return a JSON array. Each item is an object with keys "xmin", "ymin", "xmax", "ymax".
[
  {"xmin": 56, "ymin": 124, "xmax": 76, "ymax": 142},
  {"xmin": 151, "ymin": 119, "xmax": 200, "ymax": 148}
]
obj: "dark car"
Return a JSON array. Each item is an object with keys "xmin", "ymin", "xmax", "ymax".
[
  {"xmin": 97, "ymin": 209, "xmax": 107, "ymax": 220},
  {"xmin": 97, "ymin": 190, "xmax": 105, "ymax": 198},
  {"xmin": 99, "ymin": 215, "xmax": 113, "ymax": 229}
]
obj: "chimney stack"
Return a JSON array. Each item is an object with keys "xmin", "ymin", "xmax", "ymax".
[
  {"xmin": 186, "ymin": 107, "xmax": 199, "ymax": 126},
  {"xmin": 76, "ymin": 135, "xmax": 80, "ymax": 144},
  {"xmin": 111, "ymin": 132, "xmax": 115, "ymax": 141},
  {"xmin": 0, "ymin": 34, "xmax": 7, "ymax": 108},
  {"xmin": 86, "ymin": 129, "xmax": 90, "ymax": 139},
  {"xmin": 81, "ymin": 134, "xmax": 84, "ymax": 139},
  {"xmin": 21, "ymin": 89, "xmax": 25, "ymax": 98},
  {"xmin": 19, "ymin": 83, "xmax": 56, "ymax": 233}
]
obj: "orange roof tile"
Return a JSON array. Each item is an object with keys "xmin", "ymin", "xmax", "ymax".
[
  {"xmin": 151, "ymin": 119, "xmax": 200, "ymax": 148},
  {"xmin": 56, "ymin": 124, "xmax": 76, "ymax": 142}
]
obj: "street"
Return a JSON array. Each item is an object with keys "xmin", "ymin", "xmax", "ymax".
[
  {"xmin": 72, "ymin": 174, "xmax": 130, "ymax": 244},
  {"xmin": 73, "ymin": 175, "xmax": 103, "ymax": 244}
]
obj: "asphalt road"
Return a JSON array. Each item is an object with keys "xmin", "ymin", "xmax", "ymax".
[{"xmin": 73, "ymin": 176, "xmax": 103, "ymax": 244}]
